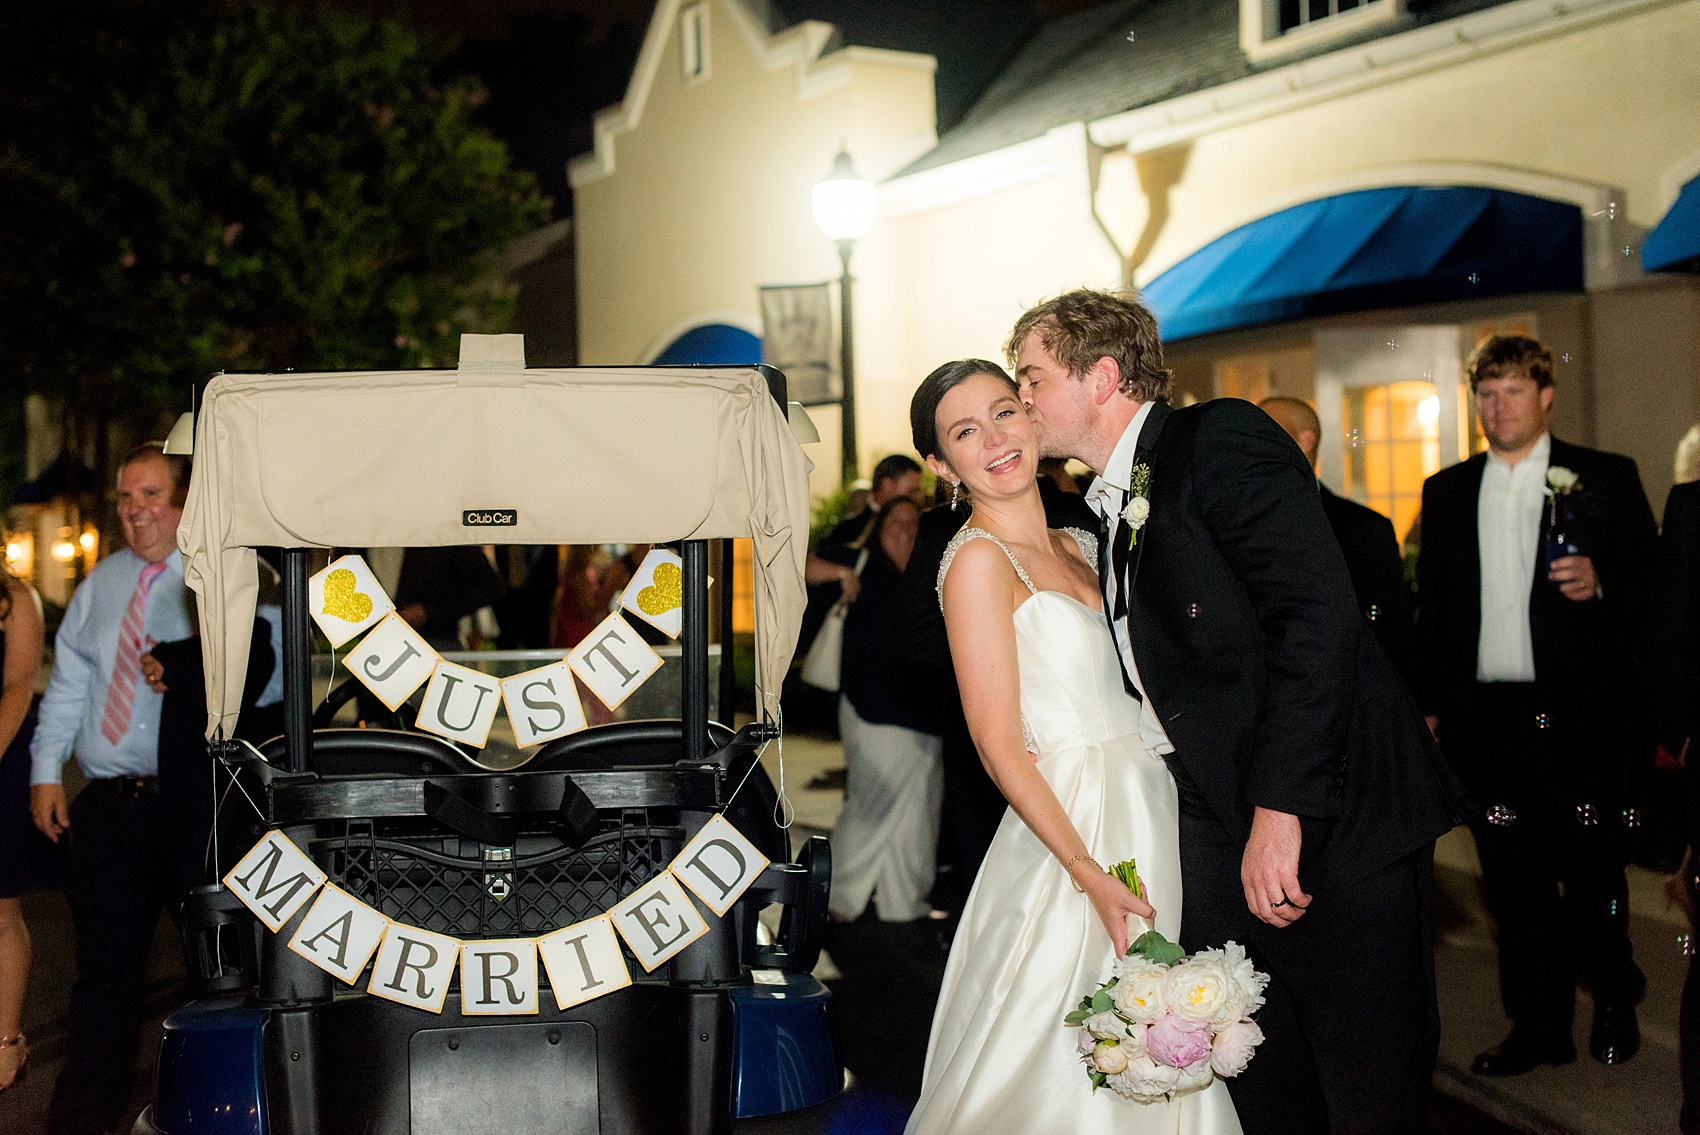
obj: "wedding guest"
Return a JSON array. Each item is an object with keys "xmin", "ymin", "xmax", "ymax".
[
  {"xmin": 829, "ymin": 497, "xmax": 943, "ymax": 921},
  {"xmin": 800, "ymin": 455, "xmax": 925, "ymax": 662},
  {"xmin": 1261, "ymin": 396, "xmax": 1412, "ymax": 669},
  {"xmin": 552, "ymin": 545, "xmax": 647, "ymax": 725},
  {"xmin": 31, "ymin": 443, "xmax": 195, "ymax": 1135},
  {"xmin": 0, "ymin": 566, "xmax": 48, "ymax": 1093},
  {"xmin": 1654, "ymin": 463, "xmax": 1700, "ymax": 1129},
  {"xmin": 1414, "ymin": 335, "xmax": 1657, "ymax": 1074}
]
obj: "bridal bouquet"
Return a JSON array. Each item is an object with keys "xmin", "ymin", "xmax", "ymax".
[{"xmin": 1064, "ymin": 860, "xmax": 1269, "ymax": 1103}]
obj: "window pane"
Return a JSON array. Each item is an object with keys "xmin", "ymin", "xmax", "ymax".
[{"xmin": 1279, "ymin": 0, "xmax": 1303, "ymax": 32}]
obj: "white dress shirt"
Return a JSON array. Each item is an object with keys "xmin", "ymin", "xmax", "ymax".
[
  {"xmin": 1084, "ymin": 401, "xmax": 1175, "ymax": 756},
  {"xmin": 32, "ymin": 548, "xmax": 193, "ymax": 784},
  {"xmin": 1476, "ymin": 433, "xmax": 1550, "ymax": 683}
]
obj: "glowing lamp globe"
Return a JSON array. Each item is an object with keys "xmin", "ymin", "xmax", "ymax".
[{"xmin": 811, "ymin": 151, "xmax": 876, "ymax": 243}]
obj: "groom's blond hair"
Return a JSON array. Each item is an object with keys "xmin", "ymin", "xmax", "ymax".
[{"xmin": 1006, "ymin": 289, "xmax": 1172, "ymax": 404}]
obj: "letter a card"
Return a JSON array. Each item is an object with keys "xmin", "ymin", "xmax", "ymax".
[
  {"xmin": 538, "ymin": 916, "xmax": 631, "ymax": 1011},
  {"xmin": 309, "ymin": 554, "xmax": 394, "ymax": 647},
  {"xmin": 223, "ymin": 830, "xmax": 327, "ymax": 931},
  {"xmin": 368, "ymin": 924, "xmax": 460, "ymax": 1013},
  {"xmin": 673, "ymin": 814, "xmax": 770, "ymax": 916},
  {"xmin": 345, "ymin": 613, "xmax": 439, "ymax": 710},
  {"xmin": 289, "ymin": 883, "xmax": 389, "ymax": 984},
  {"xmin": 609, "ymin": 871, "xmax": 708, "ymax": 972},
  {"xmin": 416, "ymin": 660, "xmax": 502, "ymax": 747},
  {"xmin": 500, "ymin": 661, "xmax": 588, "ymax": 748},
  {"xmin": 568, "ymin": 611, "xmax": 663, "ymax": 710},
  {"xmin": 621, "ymin": 548, "xmax": 685, "ymax": 638}
]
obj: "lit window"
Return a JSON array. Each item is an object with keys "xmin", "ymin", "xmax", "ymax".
[
  {"xmin": 681, "ymin": 4, "xmax": 707, "ymax": 82},
  {"xmin": 1341, "ymin": 380, "xmax": 1439, "ymax": 544}
]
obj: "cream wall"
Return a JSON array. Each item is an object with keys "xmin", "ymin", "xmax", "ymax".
[
  {"xmin": 1113, "ymin": 2, "xmax": 1700, "ymax": 287},
  {"xmin": 572, "ymin": 0, "xmax": 935, "ymax": 496}
]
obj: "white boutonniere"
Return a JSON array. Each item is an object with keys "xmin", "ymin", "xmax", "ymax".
[
  {"xmin": 1545, "ymin": 465, "xmax": 1581, "ymax": 496},
  {"xmin": 1125, "ymin": 463, "xmax": 1152, "ymax": 548}
]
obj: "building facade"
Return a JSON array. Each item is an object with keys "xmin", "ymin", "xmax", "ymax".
[{"xmin": 575, "ymin": 0, "xmax": 1700, "ymax": 522}]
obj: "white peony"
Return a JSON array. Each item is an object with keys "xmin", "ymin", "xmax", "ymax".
[
  {"xmin": 1111, "ymin": 957, "xmax": 1168, "ymax": 1024},
  {"xmin": 1546, "ymin": 465, "xmax": 1579, "ymax": 493},
  {"xmin": 1189, "ymin": 941, "xmax": 1268, "ymax": 1027},
  {"xmin": 1209, "ymin": 1019, "xmax": 1265, "ymax": 1078},
  {"xmin": 1123, "ymin": 497, "xmax": 1150, "ymax": 527},
  {"xmin": 1173, "ymin": 1057, "xmax": 1216, "ymax": 1094},
  {"xmin": 1076, "ymin": 1028, "xmax": 1097, "ymax": 1059},
  {"xmin": 1092, "ymin": 1040, "xmax": 1129, "ymax": 1075},
  {"xmin": 1162, "ymin": 956, "xmax": 1234, "ymax": 1024},
  {"xmin": 1082, "ymin": 1010, "xmax": 1131, "ymax": 1044},
  {"xmin": 1106, "ymin": 1053, "xmax": 1181, "ymax": 1103}
]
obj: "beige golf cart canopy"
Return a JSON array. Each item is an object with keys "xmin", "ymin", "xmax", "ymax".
[{"xmin": 177, "ymin": 350, "xmax": 812, "ymax": 740}]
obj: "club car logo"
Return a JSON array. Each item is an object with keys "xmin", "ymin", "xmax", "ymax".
[{"xmin": 463, "ymin": 509, "xmax": 518, "ymax": 527}]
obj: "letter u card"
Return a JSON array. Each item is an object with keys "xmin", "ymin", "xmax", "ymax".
[
  {"xmin": 308, "ymin": 554, "xmax": 394, "ymax": 647},
  {"xmin": 416, "ymin": 660, "xmax": 503, "ymax": 747}
]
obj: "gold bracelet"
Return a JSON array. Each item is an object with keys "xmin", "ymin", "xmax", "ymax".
[{"xmin": 1066, "ymin": 854, "xmax": 1101, "ymax": 893}]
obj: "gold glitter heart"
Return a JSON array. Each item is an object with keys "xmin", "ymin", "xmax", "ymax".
[
  {"xmin": 321, "ymin": 568, "xmax": 374, "ymax": 624},
  {"xmin": 637, "ymin": 562, "xmax": 683, "ymax": 617}
]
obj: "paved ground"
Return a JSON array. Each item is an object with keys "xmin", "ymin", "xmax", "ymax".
[{"xmin": 0, "ymin": 730, "xmax": 1681, "ymax": 1134}]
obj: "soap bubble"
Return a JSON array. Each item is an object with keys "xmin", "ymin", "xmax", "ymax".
[
  {"xmin": 1681, "ymin": 934, "xmax": 1696, "ymax": 957},
  {"xmin": 1622, "ymin": 808, "xmax": 1642, "ymax": 829},
  {"xmin": 1386, "ymin": 339, "xmax": 1398, "ymax": 351},
  {"xmin": 1467, "ymin": 273, "xmax": 1480, "ymax": 284},
  {"xmin": 1346, "ymin": 429, "xmax": 1362, "ymax": 449},
  {"xmin": 1126, "ymin": 31, "xmax": 1137, "ymax": 42},
  {"xmin": 1576, "ymin": 803, "xmax": 1598, "ymax": 826},
  {"xmin": 1622, "ymin": 245, "xmax": 1634, "ymax": 257},
  {"xmin": 1485, "ymin": 804, "xmax": 1516, "ymax": 826},
  {"xmin": 1560, "ymin": 353, "xmax": 1571, "ymax": 363}
]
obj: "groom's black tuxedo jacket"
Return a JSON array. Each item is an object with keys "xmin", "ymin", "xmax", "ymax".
[{"xmin": 1111, "ymin": 399, "xmax": 1465, "ymax": 892}]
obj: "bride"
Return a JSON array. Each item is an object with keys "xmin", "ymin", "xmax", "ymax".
[{"xmin": 902, "ymin": 360, "xmax": 1240, "ymax": 1135}]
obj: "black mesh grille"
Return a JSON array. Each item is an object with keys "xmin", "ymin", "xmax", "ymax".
[{"xmin": 311, "ymin": 818, "xmax": 685, "ymax": 939}]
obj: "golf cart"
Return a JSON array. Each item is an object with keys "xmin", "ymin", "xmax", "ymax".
[{"xmin": 133, "ymin": 342, "xmax": 841, "ymax": 1135}]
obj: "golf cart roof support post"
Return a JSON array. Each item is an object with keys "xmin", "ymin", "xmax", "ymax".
[
  {"xmin": 280, "ymin": 549, "xmax": 314, "ymax": 774},
  {"xmin": 681, "ymin": 540, "xmax": 709, "ymax": 764},
  {"xmin": 718, "ymin": 539, "xmax": 735, "ymax": 724}
]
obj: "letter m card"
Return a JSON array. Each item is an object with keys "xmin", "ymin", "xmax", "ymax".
[
  {"xmin": 609, "ymin": 871, "xmax": 708, "ymax": 972},
  {"xmin": 223, "ymin": 830, "xmax": 327, "ymax": 931},
  {"xmin": 672, "ymin": 814, "xmax": 770, "ymax": 916}
]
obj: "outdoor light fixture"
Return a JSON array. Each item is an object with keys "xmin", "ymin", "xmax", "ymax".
[
  {"xmin": 812, "ymin": 148, "xmax": 876, "ymax": 480},
  {"xmin": 51, "ymin": 540, "xmax": 76, "ymax": 562}
]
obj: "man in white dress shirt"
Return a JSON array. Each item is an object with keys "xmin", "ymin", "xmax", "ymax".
[
  {"xmin": 1414, "ymin": 335, "xmax": 1658, "ymax": 1076},
  {"xmin": 31, "ymin": 442, "xmax": 194, "ymax": 1135}
]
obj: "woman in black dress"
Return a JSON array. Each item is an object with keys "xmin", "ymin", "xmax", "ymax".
[{"xmin": 0, "ymin": 568, "xmax": 50, "ymax": 1091}]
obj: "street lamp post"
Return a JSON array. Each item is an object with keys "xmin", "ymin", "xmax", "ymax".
[{"xmin": 812, "ymin": 149, "xmax": 876, "ymax": 483}]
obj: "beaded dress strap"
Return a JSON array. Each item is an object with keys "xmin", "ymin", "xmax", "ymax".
[
  {"xmin": 936, "ymin": 527, "xmax": 1037, "ymax": 606},
  {"xmin": 1062, "ymin": 526, "xmax": 1099, "ymax": 567}
]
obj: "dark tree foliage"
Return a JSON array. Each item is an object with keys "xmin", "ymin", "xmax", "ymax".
[{"xmin": 0, "ymin": 0, "xmax": 550, "ymax": 503}]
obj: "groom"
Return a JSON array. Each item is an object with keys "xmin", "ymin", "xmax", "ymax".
[{"xmin": 1009, "ymin": 289, "xmax": 1466, "ymax": 1133}]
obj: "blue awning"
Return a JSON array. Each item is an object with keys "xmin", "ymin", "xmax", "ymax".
[
  {"xmin": 1643, "ymin": 176, "xmax": 1700, "ymax": 274},
  {"xmin": 651, "ymin": 323, "xmax": 762, "ymax": 366},
  {"xmin": 1144, "ymin": 186, "xmax": 1583, "ymax": 342}
]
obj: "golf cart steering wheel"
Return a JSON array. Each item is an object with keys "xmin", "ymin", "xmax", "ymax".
[{"xmin": 311, "ymin": 676, "xmax": 405, "ymax": 730}]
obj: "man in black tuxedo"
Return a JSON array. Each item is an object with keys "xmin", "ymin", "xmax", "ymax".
[
  {"xmin": 1653, "ymin": 473, "xmax": 1700, "ymax": 1130},
  {"xmin": 1261, "ymin": 396, "xmax": 1413, "ymax": 670},
  {"xmin": 1011, "ymin": 290, "xmax": 1464, "ymax": 1134},
  {"xmin": 1414, "ymin": 335, "xmax": 1655, "ymax": 1076}
]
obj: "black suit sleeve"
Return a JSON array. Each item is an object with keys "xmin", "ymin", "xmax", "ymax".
[
  {"xmin": 1654, "ymin": 484, "xmax": 1700, "ymax": 755},
  {"xmin": 1191, "ymin": 402, "xmax": 1360, "ymax": 819},
  {"xmin": 1357, "ymin": 510, "xmax": 1412, "ymax": 670}
]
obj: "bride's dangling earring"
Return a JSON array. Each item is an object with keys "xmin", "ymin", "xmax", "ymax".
[{"xmin": 949, "ymin": 480, "xmax": 961, "ymax": 511}]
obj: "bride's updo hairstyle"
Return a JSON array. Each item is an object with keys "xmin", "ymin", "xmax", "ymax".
[{"xmin": 910, "ymin": 359, "xmax": 1017, "ymax": 459}]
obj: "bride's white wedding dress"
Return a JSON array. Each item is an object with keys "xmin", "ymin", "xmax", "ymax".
[{"xmin": 904, "ymin": 527, "xmax": 1241, "ymax": 1135}]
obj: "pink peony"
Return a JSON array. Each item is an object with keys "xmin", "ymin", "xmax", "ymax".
[
  {"xmin": 1145, "ymin": 1012, "xmax": 1213, "ymax": 1069},
  {"xmin": 1209, "ymin": 1019, "xmax": 1265, "ymax": 1078}
]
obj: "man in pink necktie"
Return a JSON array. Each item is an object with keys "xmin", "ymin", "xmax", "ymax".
[{"xmin": 29, "ymin": 442, "xmax": 194, "ymax": 1135}]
